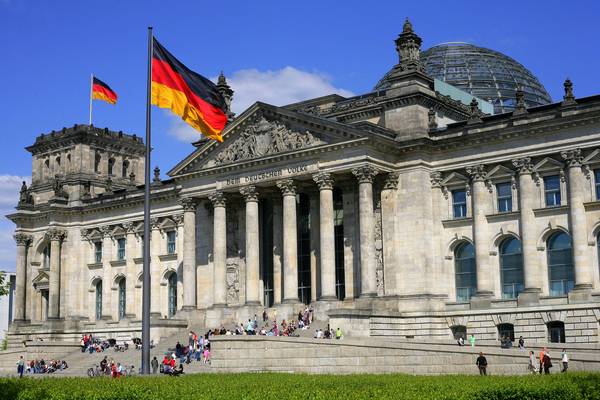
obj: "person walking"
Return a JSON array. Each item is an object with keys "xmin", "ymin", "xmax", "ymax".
[
  {"xmin": 538, "ymin": 348, "xmax": 546, "ymax": 374},
  {"xmin": 151, "ymin": 356, "xmax": 159, "ymax": 374},
  {"xmin": 16, "ymin": 356, "xmax": 24, "ymax": 378},
  {"xmin": 561, "ymin": 349, "xmax": 569, "ymax": 373},
  {"xmin": 542, "ymin": 352, "xmax": 552, "ymax": 374},
  {"xmin": 469, "ymin": 334, "xmax": 476, "ymax": 347},
  {"xmin": 335, "ymin": 327, "xmax": 343, "ymax": 340},
  {"xmin": 528, "ymin": 351, "xmax": 537, "ymax": 374},
  {"xmin": 476, "ymin": 352, "xmax": 488, "ymax": 375}
]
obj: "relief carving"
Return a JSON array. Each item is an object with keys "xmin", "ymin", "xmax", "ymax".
[
  {"xmin": 212, "ymin": 117, "xmax": 324, "ymax": 165},
  {"xmin": 226, "ymin": 262, "xmax": 240, "ymax": 305},
  {"xmin": 374, "ymin": 196, "xmax": 384, "ymax": 296}
]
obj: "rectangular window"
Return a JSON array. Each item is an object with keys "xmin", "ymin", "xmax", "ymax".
[
  {"xmin": 496, "ymin": 182, "xmax": 512, "ymax": 213},
  {"xmin": 94, "ymin": 242, "xmax": 102, "ymax": 263},
  {"xmin": 544, "ymin": 175, "xmax": 561, "ymax": 207},
  {"xmin": 452, "ymin": 189, "xmax": 467, "ymax": 219},
  {"xmin": 595, "ymin": 169, "xmax": 600, "ymax": 200},
  {"xmin": 167, "ymin": 231, "xmax": 176, "ymax": 254},
  {"xmin": 117, "ymin": 238, "xmax": 126, "ymax": 261}
]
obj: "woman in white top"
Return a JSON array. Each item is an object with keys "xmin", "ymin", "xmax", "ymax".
[
  {"xmin": 561, "ymin": 349, "xmax": 569, "ymax": 372},
  {"xmin": 528, "ymin": 351, "xmax": 537, "ymax": 373}
]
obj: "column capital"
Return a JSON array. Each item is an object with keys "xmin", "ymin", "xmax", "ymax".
[
  {"xmin": 430, "ymin": 171, "xmax": 443, "ymax": 188},
  {"xmin": 99, "ymin": 225, "xmax": 111, "ymax": 238},
  {"xmin": 208, "ymin": 191, "xmax": 226, "ymax": 207},
  {"xmin": 512, "ymin": 157, "xmax": 534, "ymax": 174},
  {"xmin": 240, "ymin": 185, "xmax": 259, "ymax": 202},
  {"xmin": 13, "ymin": 233, "xmax": 32, "ymax": 246},
  {"xmin": 313, "ymin": 172, "xmax": 334, "ymax": 190},
  {"xmin": 383, "ymin": 172, "xmax": 399, "ymax": 190},
  {"xmin": 122, "ymin": 221, "xmax": 136, "ymax": 234},
  {"xmin": 179, "ymin": 197, "xmax": 198, "ymax": 212},
  {"xmin": 465, "ymin": 164, "xmax": 487, "ymax": 182},
  {"xmin": 150, "ymin": 217, "xmax": 161, "ymax": 230},
  {"xmin": 46, "ymin": 228, "xmax": 67, "ymax": 242},
  {"xmin": 352, "ymin": 165, "xmax": 379, "ymax": 184},
  {"xmin": 561, "ymin": 148, "xmax": 583, "ymax": 168},
  {"xmin": 172, "ymin": 213, "xmax": 184, "ymax": 226},
  {"xmin": 276, "ymin": 179, "xmax": 297, "ymax": 196}
]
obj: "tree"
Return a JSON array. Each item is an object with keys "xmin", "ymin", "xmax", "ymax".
[{"xmin": 0, "ymin": 272, "xmax": 10, "ymax": 297}]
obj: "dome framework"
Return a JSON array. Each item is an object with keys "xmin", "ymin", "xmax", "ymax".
[{"xmin": 419, "ymin": 43, "xmax": 552, "ymax": 114}]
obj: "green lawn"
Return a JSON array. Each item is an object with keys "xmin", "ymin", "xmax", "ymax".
[{"xmin": 1, "ymin": 372, "xmax": 600, "ymax": 400}]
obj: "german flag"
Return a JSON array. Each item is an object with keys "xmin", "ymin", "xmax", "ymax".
[
  {"xmin": 151, "ymin": 38, "xmax": 227, "ymax": 141},
  {"xmin": 92, "ymin": 76, "xmax": 118, "ymax": 105}
]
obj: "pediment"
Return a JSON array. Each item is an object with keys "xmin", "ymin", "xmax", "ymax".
[
  {"xmin": 441, "ymin": 172, "xmax": 468, "ymax": 186},
  {"xmin": 486, "ymin": 165, "xmax": 515, "ymax": 180},
  {"xmin": 534, "ymin": 157, "xmax": 563, "ymax": 173},
  {"xmin": 582, "ymin": 149, "xmax": 600, "ymax": 165},
  {"xmin": 32, "ymin": 271, "xmax": 49, "ymax": 288},
  {"xmin": 168, "ymin": 102, "xmax": 365, "ymax": 177}
]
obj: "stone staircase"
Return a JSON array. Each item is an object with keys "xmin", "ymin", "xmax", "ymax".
[{"xmin": 208, "ymin": 336, "xmax": 600, "ymax": 375}]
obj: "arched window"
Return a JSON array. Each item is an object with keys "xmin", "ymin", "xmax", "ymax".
[
  {"xmin": 497, "ymin": 323, "xmax": 515, "ymax": 341},
  {"xmin": 108, "ymin": 158, "xmax": 115, "ymax": 176},
  {"xmin": 95, "ymin": 281, "xmax": 103, "ymax": 321},
  {"xmin": 168, "ymin": 273, "xmax": 177, "ymax": 318},
  {"xmin": 118, "ymin": 278, "xmax": 126, "ymax": 320},
  {"xmin": 547, "ymin": 232, "xmax": 574, "ymax": 296},
  {"xmin": 122, "ymin": 160, "xmax": 129, "ymax": 178},
  {"xmin": 55, "ymin": 156, "xmax": 61, "ymax": 167},
  {"xmin": 499, "ymin": 237, "xmax": 524, "ymax": 299},
  {"xmin": 451, "ymin": 325, "xmax": 467, "ymax": 340},
  {"xmin": 547, "ymin": 321, "xmax": 565, "ymax": 343},
  {"xmin": 42, "ymin": 245, "xmax": 51, "ymax": 269},
  {"xmin": 455, "ymin": 242, "xmax": 476, "ymax": 302}
]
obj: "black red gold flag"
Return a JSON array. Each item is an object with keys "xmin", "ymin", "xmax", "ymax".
[
  {"xmin": 92, "ymin": 76, "xmax": 118, "ymax": 105},
  {"xmin": 151, "ymin": 38, "xmax": 227, "ymax": 141}
]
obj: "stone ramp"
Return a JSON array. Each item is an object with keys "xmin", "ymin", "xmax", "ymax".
[{"xmin": 209, "ymin": 336, "xmax": 600, "ymax": 375}]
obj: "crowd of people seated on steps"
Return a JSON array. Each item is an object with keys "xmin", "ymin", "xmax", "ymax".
[
  {"xmin": 25, "ymin": 358, "xmax": 68, "ymax": 374},
  {"xmin": 80, "ymin": 334, "xmax": 154, "ymax": 353}
]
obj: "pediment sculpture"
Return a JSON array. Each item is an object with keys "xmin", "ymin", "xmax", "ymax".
[{"xmin": 211, "ymin": 117, "xmax": 325, "ymax": 166}]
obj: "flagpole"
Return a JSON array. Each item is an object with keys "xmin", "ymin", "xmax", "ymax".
[
  {"xmin": 141, "ymin": 26, "xmax": 153, "ymax": 375},
  {"xmin": 89, "ymin": 73, "xmax": 93, "ymax": 125}
]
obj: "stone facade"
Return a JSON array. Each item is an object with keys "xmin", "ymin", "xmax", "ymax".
[{"xmin": 7, "ymin": 21, "xmax": 600, "ymax": 344}]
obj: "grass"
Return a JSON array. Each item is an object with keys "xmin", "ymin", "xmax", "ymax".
[{"xmin": 1, "ymin": 372, "xmax": 599, "ymax": 400}]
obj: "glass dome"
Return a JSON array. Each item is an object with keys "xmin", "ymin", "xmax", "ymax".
[{"xmin": 374, "ymin": 42, "xmax": 553, "ymax": 114}]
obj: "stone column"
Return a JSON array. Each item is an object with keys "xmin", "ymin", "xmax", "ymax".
[
  {"xmin": 13, "ymin": 233, "xmax": 31, "ymax": 322},
  {"xmin": 240, "ymin": 186, "xmax": 261, "ymax": 305},
  {"xmin": 512, "ymin": 157, "xmax": 541, "ymax": 305},
  {"xmin": 352, "ymin": 165, "xmax": 379, "ymax": 298},
  {"xmin": 314, "ymin": 172, "xmax": 337, "ymax": 300},
  {"xmin": 209, "ymin": 191, "xmax": 227, "ymax": 307},
  {"xmin": 180, "ymin": 198, "xmax": 198, "ymax": 310},
  {"xmin": 341, "ymin": 186, "xmax": 357, "ymax": 299},
  {"xmin": 47, "ymin": 228, "xmax": 66, "ymax": 319},
  {"xmin": 309, "ymin": 194, "xmax": 320, "ymax": 302},
  {"xmin": 150, "ymin": 218, "xmax": 162, "ymax": 316},
  {"xmin": 466, "ymin": 165, "xmax": 494, "ymax": 304},
  {"xmin": 123, "ymin": 222, "xmax": 137, "ymax": 318},
  {"xmin": 561, "ymin": 149, "xmax": 593, "ymax": 299},
  {"xmin": 272, "ymin": 200, "xmax": 283, "ymax": 304},
  {"xmin": 277, "ymin": 179, "xmax": 299, "ymax": 303},
  {"xmin": 99, "ymin": 226, "xmax": 112, "ymax": 319},
  {"xmin": 381, "ymin": 172, "xmax": 399, "ymax": 295}
]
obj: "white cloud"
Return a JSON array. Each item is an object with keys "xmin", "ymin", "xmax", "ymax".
[
  {"xmin": 167, "ymin": 66, "xmax": 354, "ymax": 142},
  {"xmin": 0, "ymin": 175, "xmax": 30, "ymax": 271}
]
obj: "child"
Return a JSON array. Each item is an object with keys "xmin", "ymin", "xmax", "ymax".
[{"xmin": 203, "ymin": 346, "xmax": 211, "ymax": 365}]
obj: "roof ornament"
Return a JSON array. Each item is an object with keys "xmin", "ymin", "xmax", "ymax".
[
  {"xmin": 153, "ymin": 166, "xmax": 161, "ymax": 183},
  {"xmin": 216, "ymin": 71, "xmax": 235, "ymax": 120},
  {"xmin": 395, "ymin": 18, "xmax": 424, "ymax": 73},
  {"xmin": 562, "ymin": 78, "xmax": 576, "ymax": 105},
  {"xmin": 513, "ymin": 86, "xmax": 528, "ymax": 115},
  {"xmin": 428, "ymin": 108, "xmax": 438, "ymax": 130},
  {"xmin": 18, "ymin": 181, "xmax": 34, "ymax": 207},
  {"xmin": 467, "ymin": 98, "xmax": 483, "ymax": 124}
]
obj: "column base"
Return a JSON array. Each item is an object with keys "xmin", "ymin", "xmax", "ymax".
[
  {"xmin": 181, "ymin": 305, "xmax": 197, "ymax": 311},
  {"xmin": 212, "ymin": 303, "xmax": 228, "ymax": 308},
  {"xmin": 470, "ymin": 292, "xmax": 493, "ymax": 310},
  {"xmin": 281, "ymin": 298, "xmax": 301, "ymax": 304},
  {"xmin": 359, "ymin": 292, "xmax": 377, "ymax": 299},
  {"xmin": 124, "ymin": 313, "xmax": 137, "ymax": 319},
  {"xmin": 245, "ymin": 301, "xmax": 262, "ymax": 306},
  {"xmin": 518, "ymin": 288, "xmax": 541, "ymax": 307},
  {"xmin": 568, "ymin": 285, "xmax": 592, "ymax": 303},
  {"xmin": 318, "ymin": 296, "xmax": 339, "ymax": 301},
  {"xmin": 149, "ymin": 312, "xmax": 162, "ymax": 318}
]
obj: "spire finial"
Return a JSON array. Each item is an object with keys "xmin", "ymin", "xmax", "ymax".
[
  {"xmin": 216, "ymin": 71, "xmax": 235, "ymax": 120},
  {"xmin": 562, "ymin": 78, "xmax": 575, "ymax": 105},
  {"xmin": 513, "ymin": 85, "xmax": 528, "ymax": 115},
  {"xmin": 467, "ymin": 98, "xmax": 483, "ymax": 124},
  {"xmin": 395, "ymin": 18, "xmax": 424, "ymax": 72}
]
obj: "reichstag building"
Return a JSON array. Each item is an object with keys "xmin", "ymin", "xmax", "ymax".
[{"xmin": 8, "ymin": 20, "xmax": 600, "ymax": 344}]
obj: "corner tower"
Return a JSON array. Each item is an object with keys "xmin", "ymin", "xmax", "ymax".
[{"xmin": 24, "ymin": 124, "xmax": 146, "ymax": 205}]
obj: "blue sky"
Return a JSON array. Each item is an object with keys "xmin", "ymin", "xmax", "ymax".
[{"xmin": 0, "ymin": 0, "xmax": 599, "ymax": 269}]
